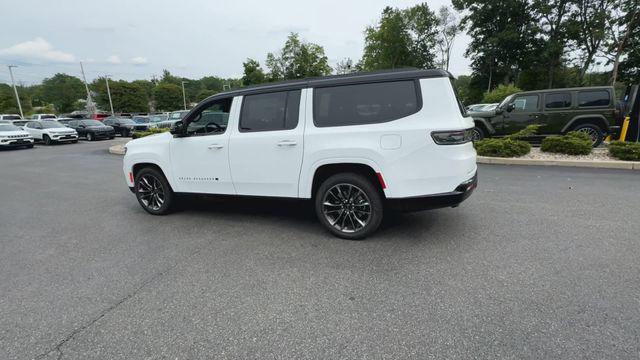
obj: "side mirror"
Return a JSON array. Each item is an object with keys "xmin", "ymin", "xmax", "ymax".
[
  {"xmin": 506, "ymin": 103, "xmax": 515, "ymax": 112},
  {"xmin": 171, "ymin": 121, "xmax": 186, "ymax": 136},
  {"xmin": 78, "ymin": 125, "xmax": 85, "ymax": 128}
]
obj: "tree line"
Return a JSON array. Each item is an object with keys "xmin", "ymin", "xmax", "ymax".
[{"xmin": 1, "ymin": 0, "xmax": 637, "ymax": 115}]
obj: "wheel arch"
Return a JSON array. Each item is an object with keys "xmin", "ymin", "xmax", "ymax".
[
  {"xmin": 562, "ymin": 115, "xmax": 610, "ymax": 133},
  {"xmin": 308, "ymin": 162, "xmax": 386, "ymax": 200},
  {"xmin": 473, "ymin": 117, "xmax": 495, "ymax": 135}
]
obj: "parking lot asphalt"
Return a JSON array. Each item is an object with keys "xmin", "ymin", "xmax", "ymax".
[{"xmin": 1, "ymin": 139, "xmax": 639, "ymax": 360}]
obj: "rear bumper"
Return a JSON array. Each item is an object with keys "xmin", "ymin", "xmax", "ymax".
[{"xmin": 386, "ymin": 172, "xmax": 477, "ymax": 212}]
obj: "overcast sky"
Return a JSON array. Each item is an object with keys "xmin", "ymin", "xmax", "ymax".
[{"xmin": 0, "ymin": 0, "xmax": 471, "ymax": 85}]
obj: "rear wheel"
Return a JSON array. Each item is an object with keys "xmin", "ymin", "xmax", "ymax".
[
  {"xmin": 573, "ymin": 124, "xmax": 603, "ymax": 147},
  {"xmin": 314, "ymin": 173, "xmax": 383, "ymax": 240},
  {"xmin": 134, "ymin": 167, "xmax": 175, "ymax": 215}
]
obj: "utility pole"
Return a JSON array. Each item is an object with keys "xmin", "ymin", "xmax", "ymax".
[
  {"xmin": 181, "ymin": 81, "xmax": 187, "ymax": 110},
  {"xmin": 79, "ymin": 61, "xmax": 94, "ymax": 113},
  {"xmin": 7, "ymin": 65, "xmax": 24, "ymax": 118},
  {"xmin": 105, "ymin": 75, "xmax": 115, "ymax": 116}
]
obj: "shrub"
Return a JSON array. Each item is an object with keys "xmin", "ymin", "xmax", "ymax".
[
  {"xmin": 541, "ymin": 131, "xmax": 592, "ymax": 155},
  {"xmin": 131, "ymin": 127, "xmax": 170, "ymax": 139},
  {"xmin": 475, "ymin": 138, "xmax": 531, "ymax": 157},
  {"xmin": 507, "ymin": 124, "xmax": 542, "ymax": 140},
  {"xmin": 609, "ymin": 141, "xmax": 640, "ymax": 161},
  {"xmin": 482, "ymin": 84, "xmax": 522, "ymax": 103}
]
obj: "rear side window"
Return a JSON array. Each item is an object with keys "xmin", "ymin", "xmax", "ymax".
[
  {"xmin": 240, "ymin": 90, "xmax": 301, "ymax": 132},
  {"xmin": 313, "ymin": 81, "xmax": 419, "ymax": 127},
  {"xmin": 578, "ymin": 90, "xmax": 610, "ymax": 107},
  {"xmin": 545, "ymin": 93, "xmax": 571, "ymax": 109}
]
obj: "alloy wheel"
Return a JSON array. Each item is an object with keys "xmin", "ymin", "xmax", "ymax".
[
  {"xmin": 575, "ymin": 127, "xmax": 599, "ymax": 145},
  {"xmin": 471, "ymin": 128, "xmax": 483, "ymax": 141},
  {"xmin": 137, "ymin": 174, "xmax": 165, "ymax": 211},
  {"xmin": 322, "ymin": 183, "xmax": 372, "ymax": 233}
]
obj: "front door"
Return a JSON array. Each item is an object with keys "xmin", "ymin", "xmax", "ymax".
[
  {"xmin": 170, "ymin": 97, "xmax": 236, "ymax": 195},
  {"xmin": 501, "ymin": 94, "xmax": 541, "ymax": 135},
  {"xmin": 228, "ymin": 89, "xmax": 305, "ymax": 197}
]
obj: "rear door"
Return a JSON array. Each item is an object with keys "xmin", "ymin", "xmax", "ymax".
[
  {"xmin": 541, "ymin": 92, "xmax": 573, "ymax": 134},
  {"xmin": 228, "ymin": 89, "xmax": 305, "ymax": 197}
]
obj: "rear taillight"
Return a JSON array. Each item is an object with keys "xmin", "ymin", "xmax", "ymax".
[{"xmin": 431, "ymin": 128, "xmax": 474, "ymax": 145}]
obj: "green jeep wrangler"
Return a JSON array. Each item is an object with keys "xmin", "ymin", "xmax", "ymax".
[{"xmin": 470, "ymin": 86, "xmax": 622, "ymax": 146}]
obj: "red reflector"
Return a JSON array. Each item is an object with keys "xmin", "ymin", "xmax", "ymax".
[
  {"xmin": 376, "ymin": 172, "xmax": 387, "ymax": 189},
  {"xmin": 129, "ymin": 172, "xmax": 134, "ymax": 183}
]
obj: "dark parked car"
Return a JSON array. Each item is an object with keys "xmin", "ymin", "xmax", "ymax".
[
  {"xmin": 103, "ymin": 117, "xmax": 150, "ymax": 136},
  {"xmin": 132, "ymin": 116, "xmax": 150, "ymax": 124},
  {"xmin": 470, "ymin": 86, "xmax": 621, "ymax": 146},
  {"xmin": 67, "ymin": 119, "xmax": 115, "ymax": 141}
]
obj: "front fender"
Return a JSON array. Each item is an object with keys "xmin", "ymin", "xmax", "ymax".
[{"xmin": 472, "ymin": 117, "xmax": 496, "ymax": 134}]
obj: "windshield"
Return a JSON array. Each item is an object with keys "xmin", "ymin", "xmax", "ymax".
[
  {"xmin": 41, "ymin": 115, "xmax": 57, "ymax": 119},
  {"xmin": 499, "ymin": 95, "xmax": 514, "ymax": 109},
  {"xmin": 82, "ymin": 120, "xmax": 103, "ymax": 126},
  {"xmin": 0, "ymin": 124, "xmax": 21, "ymax": 131},
  {"xmin": 118, "ymin": 118, "xmax": 136, "ymax": 124},
  {"xmin": 133, "ymin": 117, "xmax": 149, "ymax": 123},
  {"xmin": 41, "ymin": 121, "xmax": 66, "ymax": 129},
  {"xmin": 170, "ymin": 111, "xmax": 188, "ymax": 119},
  {"xmin": 149, "ymin": 115, "xmax": 168, "ymax": 123}
]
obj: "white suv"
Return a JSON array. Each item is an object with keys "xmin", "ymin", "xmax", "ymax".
[
  {"xmin": 123, "ymin": 69, "xmax": 477, "ymax": 239},
  {"xmin": 23, "ymin": 121, "xmax": 78, "ymax": 144}
]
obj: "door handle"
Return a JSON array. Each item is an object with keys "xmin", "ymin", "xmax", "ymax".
[
  {"xmin": 207, "ymin": 144, "xmax": 224, "ymax": 150},
  {"xmin": 277, "ymin": 140, "xmax": 297, "ymax": 147}
]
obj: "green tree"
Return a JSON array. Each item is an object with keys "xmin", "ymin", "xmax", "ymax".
[
  {"xmin": 482, "ymin": 84, "xmax": 522, "ymax": 103},
  {"xmin": 0, "ymin": 84, "xmax": 32, "ymax": 114},
  {"xmin": 92, "ymin": 78, "xmax": 149, "ymax": 113},
  {"xmin": 453, "ymin": 0, "xmax": 540, "ymax": 87},
  {"xmin": 153, "ymin": 83, "xmax": 183, "ymax": 111},
  {"xmin": 242, "ymin": 58, "xmax": 266, "ymax": 86},
  {"xmin": 40, "ymin": 73, "xmax": 85, "ymax": 113},
  {"xmin": 266, "ymin": 33, "xmax": 332, "ymax": 81},
  {"xmin": 360, "ymin": 4, "xmax": 438, "ymax": 71},
  {"xmin": 196, "ymin": 89, "xmax": 218, "ymax": 102}
]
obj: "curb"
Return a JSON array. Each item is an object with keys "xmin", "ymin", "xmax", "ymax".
[
  {"xmin": 477, "ymin": 156, "xmax": 640, "ymax": 170},
  {"xmin": 108, "ymin": 144, "xmax": 125, "ymax": 155}
]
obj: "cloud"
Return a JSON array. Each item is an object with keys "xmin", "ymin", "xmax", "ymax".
[
  {"xmin": 0, "ymin": 37, "xmax": 75, "ymax": 63},
  {"xmin": 106, "ymin": 55, "xmax": 122, "ymax": 64},
  {"xmin": 130, "ymin": 56, "xmax": 148, "ymax": 65}
]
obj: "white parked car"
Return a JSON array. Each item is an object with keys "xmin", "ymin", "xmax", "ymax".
[
  {"xmin": 29, "ymin": 114, "xmax": 57, "ymax": 121},
  {"xmin": 0, "ymin": 123, "xmax": 34, "ymax": 149},
  {"xmin": 123, "ymin": 69, "xmax": 477, "ymax": 239},
  {"xmin": 0, "ymin": 114, "xmax": 23, "ymax": 121},
  {"xmin": 23, "ymin": 121, "xmax": 78, "ymax": 145}
]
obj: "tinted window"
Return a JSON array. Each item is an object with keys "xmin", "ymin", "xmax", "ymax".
[
  {"xmin": 68, "ymin": 120, "xmax": 79, "ymax": 127},
  {"xmin": 186, "ymin": 98, "xmax": 232, "ymax": 135},
  {"xmin": 578, "ymin": 90, "xmax": 610, "ymax": 107},
  {"xmin": 545, "ymin": 93, "xmax": 571, "ymax": 109},
  {"xmin": 512, "ymin": 95, "xmax": 539, "ymax": 112},
  {"xmin": 240, "ymin": 90, "xmax": 300, "ymax": 132},
  {"xmin": 313, "ymin": 81, "xmax": 419, "ymax": 127}
]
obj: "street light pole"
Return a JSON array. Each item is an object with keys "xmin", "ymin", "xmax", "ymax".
[
  {"xmin": 105, "ymin": 75, "xmax": 115, "ymax": 116},
  {"xmin": 181, "ymin": 81, "xmax": 187, "ymax": 110},
  {"xmin": 7, "ymin": 65, "xmax": 24, "ymax": 119}
]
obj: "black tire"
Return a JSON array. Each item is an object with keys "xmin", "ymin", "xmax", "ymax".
[
  {"xmin": 471, "ymin": 125, "xmax": 485, "ymax": 141},
  {"xmin": 71, "ymin": 140, "xmax": 78, "ymax": 143},
  {"xmin": 86, "ymin": 132, "xmax": 93, "ymax": 141},
  {"xmin": 109, "ymin": 136, "xmax": 115, "ymax": 140},
  {"xmin": 43, "ymin": 135, "xmax": 52, "ymax": 145},
  {"xmin": 572, "ymin": 123, "xmax": 604, "ymax": 147},
  {"xmin": 27, "ymin": 144, "xmax": 34, "ymax": 148},
  {"xmin": 314, "ymin": 172, "xmax": 384, "ymax": 240},
  {"xmin": 134, "ymin": 167, "xmax": 175, "ymax": 215}
]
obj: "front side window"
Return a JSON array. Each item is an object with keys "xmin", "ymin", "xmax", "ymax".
[
  {"xmin": 41, "ymin": 121, "xmax": 65, "ymax": 129},
  {"xmin": 186, "ymin": 98, "xmax": 232, "ymax": 135},
  {"xmin": 545, "ymin": 93, "xmax": 571, "ymax": 109},
  {"xmin": 578, "ymin": 90, "xmax": 610, "ymax": 107},
  {"xmin": 313, "ymin": 80, "xmax": 419, "ymax": 127},
  {"xmin": 240, "ymin": 90, "xmax": 300, "ymax": 132},
  {"xmin": 512, "ymin": 95, "xmax": 539, "ymax": 112}
]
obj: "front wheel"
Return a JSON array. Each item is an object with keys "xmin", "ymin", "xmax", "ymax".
[
  {"xmin": 315, "ymin": 173, "xmax": 384, "ymax": 240},
  {"xmin": 471, "ymin": 126, "xmax": 485, "ymax": 141},
  {"xmin": 86, "ymin": 133, "xmax": 94, "ymax": 141},
  {"xmin": 134, "ymin": 167, "xmax": 175, "ymax": 215},
  {"xmin": 573, "ymin": 124, "xmax": 604, "ymax": 147},
  {"xmin": 43, "ymin": 135, "xmax": 52, "ymax": 145}
]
